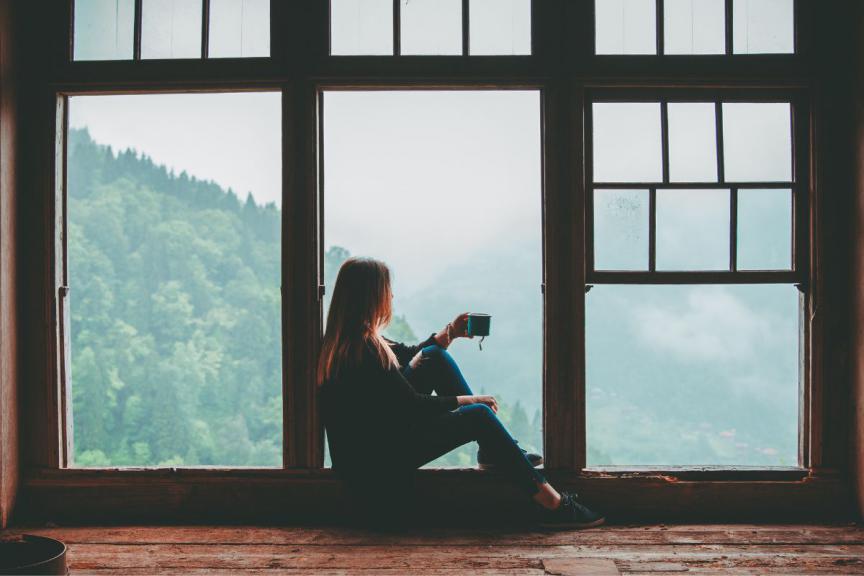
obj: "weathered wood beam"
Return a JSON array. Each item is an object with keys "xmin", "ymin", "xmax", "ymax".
[
  {"xmin": 15, "ymin": 468, "xmax": 851, "ymax": 525},
  {"xmin": 0, "ymin": 0, "xmax": 19, "ymax": 530}
]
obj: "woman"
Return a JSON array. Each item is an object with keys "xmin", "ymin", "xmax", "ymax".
[{"xmin": 318, "ymin": 257, "xmax": 604, "ymax": 528}]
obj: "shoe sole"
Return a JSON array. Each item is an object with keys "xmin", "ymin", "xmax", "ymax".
[
  {"xmin": 477, "ymin": 459, "xmax": 544, "ymax": 470},
  {"xmin": 537, "ymin": 516, "xmax": 606, "ymax": 530}
]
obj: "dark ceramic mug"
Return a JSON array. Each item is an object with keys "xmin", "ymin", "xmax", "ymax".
[{"xmin": 466, "ymin": 313, "xmax": 491, "ymax": 337}]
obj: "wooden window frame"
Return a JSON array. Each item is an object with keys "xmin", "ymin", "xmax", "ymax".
[
  {"xmin": 586, "ymin": 89, "xmax": 807, "ymax": 284},
  {"xmin": 583, "ymin": 87, "xmax": 812, "ymax": 471},
  {"xmin": 16, "ymin": 0, "xmax": 848, "ymax": 522}
]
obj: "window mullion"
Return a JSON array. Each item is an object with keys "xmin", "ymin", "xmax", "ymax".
[
  {"xmin": 133, "ymin": 0, "xmax": 143, "ymax": 61},
  {"xmin": 792, "ymin": 99, "xmax": 807, "ymax": 279},
  {"xmin": 649, "ymin": 187, "xmax": 657, "ymax": 272},
  {"xmin": 59, "ymin": 95, "xmax": 72, "ymax": 469},
  {"xmin": 282, "ymin": 82, "xmax": 324, "ymax": 469},
  {"xmin": 462, "ymin": 0, "xmax": 470, "ymax": 56},
  {"xmin": 730, "ymin": 186, "xmax": 738, "ymax": 271},
  {"xmin": 725, "ymin": 0, "xmax": 734, "ymax": 55},
  {"xmin": 661, "ymin": 100, "xmax": 670, "ymax": 183},
  {"xmin": 393, "ymin": 0, "xmax": 401, "ymax": 56},
  {"xmin": 543, "ymin": 80, "xmax": 585, "ymax": 471},
  {"xmin": 716, "ymin": 101, "xmax": 726, "ymax": 183},
  {"xmin": 572, "ymin": 81, "xmax": 588, "ymax": 471},
  {"xmin": 314, "ymin": 89, "xmax": 327, "ymax": 468},
  {"xmin": 201, "ymin": 0, "xmax": 210, "ymax": 59}
]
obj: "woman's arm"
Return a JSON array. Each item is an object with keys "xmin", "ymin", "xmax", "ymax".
[
  {"xmin": 385, "ymin": 333, "xmax": 438, "ymax": 367},
  {"xmin": 364, "ymin": 346, "xmax": 499, "ymax": 417},
  {"xmin": 380, "ymin": 365, "xmax": 460, "ymax": 416},
  {"xmin": 386, "ymin": 312, "xmax": 471, "ymax": 367},
  {"xmin": 431, "ymin": 312, "xmax": 471, "ymax": 349}
]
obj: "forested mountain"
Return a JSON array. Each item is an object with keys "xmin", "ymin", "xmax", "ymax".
[{"xmin": 69, "ymin": 128, "xmax": 283, "ymax": 466}]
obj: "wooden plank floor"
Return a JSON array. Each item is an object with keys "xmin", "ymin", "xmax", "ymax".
[{"xmin": 7, "ymin": 524, "xmax": 864, "ymax": 575}]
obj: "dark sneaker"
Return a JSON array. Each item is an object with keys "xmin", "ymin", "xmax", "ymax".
[
  {"xmin": 477, "ymin": 446, "xmax": 543, "ymax": 469},
  {"xmin": 537, "ymin": 492, "xmax": 605, "ymax": 529}
]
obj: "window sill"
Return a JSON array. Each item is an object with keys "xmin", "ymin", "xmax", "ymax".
[
  {"xmin": 27, "ymin": 465, "xmax": 816, "ymax": 482},
  {"xmin": 582, "ymin": 466, "xmax": 811, "ymax": 481},
  {"xmin": 18, "ymin": 466, "xmax": 849, "ymax": 525}
]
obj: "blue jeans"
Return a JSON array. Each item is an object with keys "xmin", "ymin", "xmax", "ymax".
[{"xmin": 402, "ymin": 345, "xmax": 546, "ymax": 495}]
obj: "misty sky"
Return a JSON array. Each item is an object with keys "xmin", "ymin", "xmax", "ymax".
[
  {"xmin": 69, "ymin": 93, "xmax": 282, "ymax": 207},
  {"xmin": 324, "ymin": 90, "xmax": 542, "ymax": 296}
]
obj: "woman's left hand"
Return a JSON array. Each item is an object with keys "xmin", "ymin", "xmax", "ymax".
[{"xmin": 451, "ymin": 312, "xmax": 471, "ymax": 339}]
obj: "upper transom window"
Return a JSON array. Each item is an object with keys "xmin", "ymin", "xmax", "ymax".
[
  {"xmin": 589, "ymin": 98, "xmax": 795, "ymax": 273},
  {"xmin": 72, "ymin": 0, "xmax": 270, "ymax": 61},
  {"xmin": 594, "ymin": 0, "xmax": 795, "ymax": 55},
  {"xmin": 330, "ymin": 0, "xmax": 532, "ymax": 56}
]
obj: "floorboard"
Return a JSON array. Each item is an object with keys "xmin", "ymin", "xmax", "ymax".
[{"xmin": 6, "ymin": 524, "xmax": 863, "ymax": 574}]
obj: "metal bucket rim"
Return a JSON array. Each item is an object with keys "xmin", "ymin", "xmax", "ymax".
[{"xmin": 0, "ymin": 534, "xmax": 68, "ymax": 573}]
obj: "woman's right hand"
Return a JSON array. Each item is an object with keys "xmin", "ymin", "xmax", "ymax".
[{"xmin": 457, "ymin": 395, "xmax": 499, "ymax": 414}]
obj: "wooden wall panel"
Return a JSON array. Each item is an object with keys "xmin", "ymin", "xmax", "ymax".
[
  {"xmin": 793, "ymin": 0, "xmax": 852, "ymax": 477},
  {"xmin": 16, "ymin": 0, "xmax": 66, "ymax": 475},
  {"xmin": 853, "ymin": 2, "xmax": 864, "ymax": 520},
  {"xmin": 0, "ymin": 0, "xmax": 18, "ymax": 529}
]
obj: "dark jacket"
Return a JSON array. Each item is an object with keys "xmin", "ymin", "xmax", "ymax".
[{"xmin": 319, "ymin": 334, "xmax": 458, "ymax": 476}]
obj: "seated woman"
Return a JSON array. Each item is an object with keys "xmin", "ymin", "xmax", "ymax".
[{"xmin": 318, "ymin": 256, "xmax": 604, "ymax": 528}]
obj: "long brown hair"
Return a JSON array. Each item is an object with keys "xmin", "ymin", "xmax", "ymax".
[{"xmin": 317, "ymin": 257, "xmax": 399, "ymax": 385}]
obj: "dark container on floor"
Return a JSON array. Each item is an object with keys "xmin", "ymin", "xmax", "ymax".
[{"xmin": 0, "ymin": 534, "xmax": 68, "ymax": 575}]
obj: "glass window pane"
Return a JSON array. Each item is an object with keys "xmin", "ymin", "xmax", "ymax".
[
  {"xmin": 209, "ymin": 0, "xmax": 269, "ymax": 58},
  {"xmin": 664, "ymin": 0, "xmax": 725, "ymax": 54},
  {"xmin": 656, "ymin": 188, "xmax": 729, "ymax": 270},
  {"xmin": 67, "ymin": 93, "xmax": 282, "ymax": 467},
  {"xmin": 323, "ymin": 91, "xmax": 543, "ymax": 468},
  {"xmin": 723, "ymin": 102, "xmax": 792, "ymax": 182},
  {"xmin": 74, "ymin": 0, "xmax": 135, "ymax": 61},
  {"xmin": 142, "ymin": 0, "xmax": 203, "ymax": 59},
  {"xmin": 331, "ymin": 0, "xmax": 393, "ymax": 55},
  {"xmin": 737, "ymin": 188, "xmax": 792, "ymax": 270},
  {"xmin": 595, "ymin": 0, "xmax": 657, "ymax": 55},
  {"xmin": 593, "ymin": 103, "xmax": 663, "ymax": 183},
  {"xmin": 593, "ymin": 189, "xmax": 649, "ymax": 271},
  {"xmin": 401, "ymin": 0, "xmax": 462, "ymax": 55},
  {"xmin": 668, "ymin": 102, "xmax": 718, "ymax": 183},
  {"xmin": 587, "ymin": 284, "xmax": 799, "ymax": 466},
  {"xmin": 733, "ymin": 0, "xmax": 794, "ymax": 54},
  {"xmin": 469, "ymin": 0, "xmax": 531, "ymax": 55}
]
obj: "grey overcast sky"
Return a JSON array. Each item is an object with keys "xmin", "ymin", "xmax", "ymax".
[{"xmin": 70, "ymin": 92, "xmax": 283, "ymax": 206}]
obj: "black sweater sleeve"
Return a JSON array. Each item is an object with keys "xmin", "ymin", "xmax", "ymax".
[
  {"xmin": 380, "ymin": 365, "xmax": 459, "ymax": 416},
  {"xmin": 385, "ymin": 333, "xmax": 439, "ymax": 367},
  {"xmin": 362, "ymin": 344, "xmax": 458, "ymax": 416}
]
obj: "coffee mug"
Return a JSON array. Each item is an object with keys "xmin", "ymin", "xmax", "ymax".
[{"xmin": 466, "ymin": 313, "xmax": 491, "ymax": 337}]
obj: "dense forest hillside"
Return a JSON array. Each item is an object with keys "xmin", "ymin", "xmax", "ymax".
[{"xmin": 69, "ymin": 128, "xmax": 283, "ymax": 466}]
